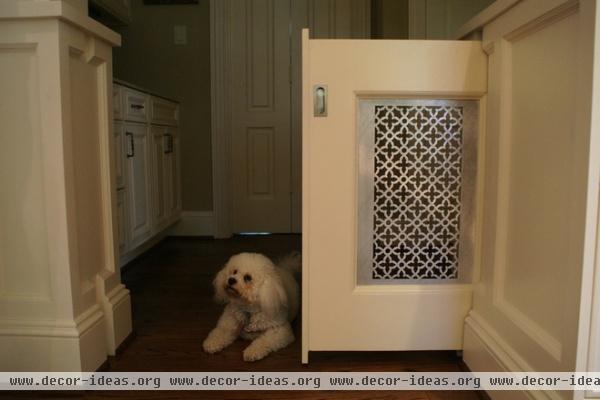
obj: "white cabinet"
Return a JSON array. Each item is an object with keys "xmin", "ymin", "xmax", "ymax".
[
  {"xmin": 116, "ymin": 188, "xmax": 128, "ymax": 255},
  {"xmin": 124, "ymin": 121, "xmax": 152, "ymax": 247},
  {"xmin": 113, "ymin": 120, "xmax": 125, "ymax": 189},
  {"xmin": 123, "ymin": 87, "xmax": 149, "ymax": 123},
  {"xmin": 113, "ymin": 82, "xmax": 181, "ymax": 265},
  {"xmin": 165, "ymin": 129, "xmax": 182, "ymax": 222},
  {"xmin": 150, "ymin": 123, "xmax": 181, "ymax": 233},
  {"xmin": 150, "ymin": 97, "xmax": 179, "ymax": 127},
  {"xmin": 150, "ymin": 125, "xmax": 169, "ymax": 231},
  {"xmin": 151, "ymin": 126, "xmax": 182, "ymax": 226}
]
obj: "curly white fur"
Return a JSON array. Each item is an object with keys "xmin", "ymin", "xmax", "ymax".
[{"xmin": 202, "ymin": 252, "xmax": 300, "ymax": 362}]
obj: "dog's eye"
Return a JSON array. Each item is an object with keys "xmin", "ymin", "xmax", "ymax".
[
  {"xmin": 243, "ymin": 274, "xmax": 252, "ymax": 283},
  {"xmin": 232, "ymin": 269, "xmax": 237, "ymax": 274}
]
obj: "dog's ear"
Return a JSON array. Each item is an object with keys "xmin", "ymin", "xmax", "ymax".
[
  {"xmin": 213, "ymin": 266, "xmax": 229, "ymax": 304},
  {"xmin": 259, "ymin": 275, "xmax": 288, "ymax": 318}
]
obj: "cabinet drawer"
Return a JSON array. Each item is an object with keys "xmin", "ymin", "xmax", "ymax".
[
  {"xmin": 123, "ymin": 87, "xmax": 149, "ymax": 122},
  {"xmin": 150, "ymin": 96, "xmax": 179, "ymax": 127},
  {"xmin": 113, "ymin": 84, "xmax": 123, "ymax": 120}
]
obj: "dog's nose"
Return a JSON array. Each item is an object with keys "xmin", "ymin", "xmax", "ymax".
[{"xmin": 227, "ymin": 277, "xmax": 237, "ymax": 286}]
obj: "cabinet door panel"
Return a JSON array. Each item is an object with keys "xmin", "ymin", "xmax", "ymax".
[
  {"xmin": 116, "ymin": 188, "xmax": 128, "ymax": 255},
  {"xmin": 166, "ymin": 130, "xmax": 181, "ymax": 221},
  {"xmin": 150, "ymin": 125, "xmax": 168, "ymax": 230},
  {"xmin": 301, "ymin": 32, "xmax": 486, "ymax": 361},
  {"xmin": 113, "ymin": 120, "xmax": 125, "ymax": 189},
  {"xmin": 124, "ymin": 122, "xmax": 152, "ymax": 246}
]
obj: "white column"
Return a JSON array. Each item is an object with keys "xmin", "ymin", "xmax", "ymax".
[{"xmin": 0, "ymin": 0, "xmax": 132, "ymax": 371}]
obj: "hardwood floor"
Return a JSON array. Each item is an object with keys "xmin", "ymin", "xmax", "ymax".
[{"xmin": 3, "ymin": 235, "xmax": 482, "ymax": 400}]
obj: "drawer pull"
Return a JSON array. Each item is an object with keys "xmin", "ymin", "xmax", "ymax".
[{"xmin": 130, "ymin": 104, "xmax": 145, "ymax": 110}]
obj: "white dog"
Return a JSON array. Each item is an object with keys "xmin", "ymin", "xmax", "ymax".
[{"xmin": 202, "ymin": 252, "xmax": 300, "ymax": 362}]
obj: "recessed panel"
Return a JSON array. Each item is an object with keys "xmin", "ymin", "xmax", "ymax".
[
  {"xmin": 246, "ymin": 0, "xmax": 274, "ymax": 110},
  {"xmin": 131, "ymin": 134, "xmax": 149, "ymax": 231},
  {"xmin": 0, "ymin": 47, "xmax": 51, "ymax": 299},
  {"xmin": 69, "ymin": 53, "xmax": 105, "ymax": 289},
  {"xmin": 501, "ymin": 12, "xmax": 578, "ymax": 344},
  {"xmin": 247, "ymin": 127, "xmax": 274, "ymax": 197}
]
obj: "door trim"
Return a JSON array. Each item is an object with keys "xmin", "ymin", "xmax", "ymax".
[{"xmin": 210, "ymin": 0, "xmax": 233, "ymax": 238}]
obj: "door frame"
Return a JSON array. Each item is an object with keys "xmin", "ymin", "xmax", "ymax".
[{"xmin": 210, "ymin": 0, "xmax": 233, "ymax": 238}]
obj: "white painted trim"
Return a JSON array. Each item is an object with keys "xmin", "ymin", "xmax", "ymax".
[
  {"xmin": 493, "ymin": 298, "xmax": 562, "ymax": 362},
  {"xmin": 0, "ymin": 304, "xmax": 108, "ymax": 371},
  {"xmin": 210, "ymin": 0, "xmax": 233, "ymax": 239},
  {"xmin": 168, "ymin": 211, "xmax": 214, "ymax": 237},
  {"xmin": 464, "ymin": 311, "xmax": 560, "ymax": 400},
  {"xmin": 0, "ymin": 0, "xmax": 121, "ymax": 46},
  {"xmin": 0, "ymin": 304, "xmax": 104, "ymax": 338},
  {"xmin": 353, "ymin": 284, "xmax": 473, "ymax": 295},
  {"xmin": 301, "ymin": 28, "xmax": 310, "ymax": 365},
  {"xmin": 574, "ymin": 2, "xmax": 600, "ymax": 400},
  {"xmin": 96, "ymin": 278, "xmax": 132, "ymax": 356}
]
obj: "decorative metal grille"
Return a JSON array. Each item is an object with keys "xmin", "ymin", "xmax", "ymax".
[{"xmin": 371, "ymin": 105, "xmax": 464, "ymax": 280}]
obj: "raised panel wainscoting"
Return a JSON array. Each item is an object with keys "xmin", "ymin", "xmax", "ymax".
[{"xmin": 0, "ymin": 0, "xmax": 132, "ymax": 371}]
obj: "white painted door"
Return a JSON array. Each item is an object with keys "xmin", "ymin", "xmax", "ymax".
[
  {"xmin": 124, "ymin": 121, "xmax": 152, "ymax": 247},
  {"xmin": 302, "ymin": 31, "xmax": 487, "ymax": 360},
  {"xmin": 229, "ymin": 0, "xmax": 371, "ymax": 233},
  {"xmin": 230, "ymin": 0, "xmax": 292, "ymax": 233},
  {"xmin": 303, "ymin": 4, "xmax": 600, "ymax": 399}
]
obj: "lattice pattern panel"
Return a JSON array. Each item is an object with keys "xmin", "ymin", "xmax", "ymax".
[{"xmin": 372, "ymin": 105, "xmax": 463, "ymax": 279}]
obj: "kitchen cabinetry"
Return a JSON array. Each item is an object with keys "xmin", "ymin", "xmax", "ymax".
[{"xmin": 113, "ymin": 82, "xmax": 181, "ymax": 265}]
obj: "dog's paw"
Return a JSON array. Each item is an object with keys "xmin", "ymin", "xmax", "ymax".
[
  {"xmin": 240, "ymin": 330, "xmax": 261, "ymax": 341},
  {"xmin": 243, "ymin": 345, "xmax": 268, "ymax": 362},
  {"xmin": 244, "ymin": 321, "xmax": 261, "ymax": 332},
  {"xmin": 202, "ymin": 336, "xmax": 225, "ymax": 354}
]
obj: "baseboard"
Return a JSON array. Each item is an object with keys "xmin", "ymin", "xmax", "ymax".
[
  {"xmin": 97, "ymin": 281, "xmax": 133, "ymax": 356},
  {"xmin": 0, "ymin": 305, "xmax": 107, "ymax": 371},
  {"xmin": 168, "ymin": 211, "xmax": 214, "ymax": 237},
  {"xmin": 463, "ymin": 311, "xmax": 559, "ymax": 400}
]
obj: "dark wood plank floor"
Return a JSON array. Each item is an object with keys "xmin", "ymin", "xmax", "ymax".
[{"xmin": 4, "ymin": 235, "xmax": 482, "ymax": 400}]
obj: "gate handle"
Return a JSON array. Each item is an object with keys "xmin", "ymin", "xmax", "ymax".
[{"xmin": 314, "ymin": 85, "xmax": 327, "ymax": 117}]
